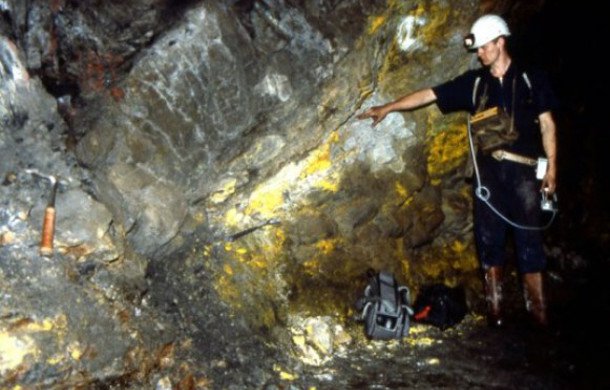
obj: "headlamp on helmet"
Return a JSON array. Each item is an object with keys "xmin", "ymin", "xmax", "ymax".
[
  {"xmin": 463, "ymin": 33, "xmax": 476, "ymax": 49},
  {"xmin": 464, "ymin": 14, "xmax": 510, "ymax": 50}
]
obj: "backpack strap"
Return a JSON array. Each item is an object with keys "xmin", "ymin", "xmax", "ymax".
[
  {"xmin": 472, "ymin": 71, "xmax": 532, "ymax": 109},
  {"xmin": 472, "ymin": 76, "xmax": 481, "ymax": 108},
  {"xmin": 522, "ymin": 71, "xmax": 532, "ymax": 91}
]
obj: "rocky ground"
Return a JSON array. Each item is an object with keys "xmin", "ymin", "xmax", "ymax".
[
  {"xmin": 290, "ymin": 261, "xmax": 609, "ymax": 390},
  {"xmin": 137, "ymin": 244, "xmax": 607, "ymax": 390}
]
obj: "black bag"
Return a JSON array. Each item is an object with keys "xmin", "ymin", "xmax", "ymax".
[
  {"xmin": 412, "ymin": 284, "xmax": 467, "ymax": 330},
  {"xmin": 355, "ymin": 271, "xmax": 413, "ymax": 340}
]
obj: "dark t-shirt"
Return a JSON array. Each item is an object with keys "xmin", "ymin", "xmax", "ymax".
[{"xmin": 432, "ymin": 64, "xmax": 558, "ymax": 156}]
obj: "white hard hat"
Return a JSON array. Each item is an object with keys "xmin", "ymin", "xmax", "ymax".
[{"xmin": 463, "ymin": 14, "xmax": 510, "ymax": 49}]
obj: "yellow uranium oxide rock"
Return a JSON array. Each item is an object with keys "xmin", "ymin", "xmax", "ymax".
[
  {"xmin": 210, "ymin": 1, "xmax": 474, "ymax": 326},
  {"xmin": 212, "ymin": 225, "xmax": 288, "ymax": 328},
  {"xmin": 413, "ymin": 239, "xmax": 478, "ymax": 288},
  {"xmin": 426, "ymin": 110, "xmax": 469, "ymax": 179},
  {"xmin": 215, "ymin": 129, "xmax": 343, "ymax": 319},
  {"xmin": 1, "ymin": 315, "xmax": 69, "ymax": 375}
]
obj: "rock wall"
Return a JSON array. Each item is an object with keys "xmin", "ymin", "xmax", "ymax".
[
  {"xmin": 73, "ymin": 0, "xmax": 482, "ymax": 311},
  {"xmin": 0, "ymin": 0, "xmax": 528, "ymax": 387}
]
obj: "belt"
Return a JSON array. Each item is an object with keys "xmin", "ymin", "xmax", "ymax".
[{"xmin": 491, "ymin": 150, "xmax": 537, "ymax": 166}]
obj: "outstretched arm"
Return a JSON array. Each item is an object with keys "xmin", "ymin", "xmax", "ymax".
[
  {"xmin": 357, "ymin": 88, "xmax": 437, "ymax": 126},
  {"xmin": 539, "ymin": 111, "xmax": 557, "ymax": 194}
]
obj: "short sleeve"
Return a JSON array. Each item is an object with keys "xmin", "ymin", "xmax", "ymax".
[
  {"xmin": 529, "ymin": 69, "xmax": 559, "ymax": 115},
  {"xmin": 432, "ymin": 70, "xmax": 479, "ymax": 114}
]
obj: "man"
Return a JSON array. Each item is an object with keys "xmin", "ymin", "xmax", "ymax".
[{"xmin": 358, "ymin": 14, "xmax": 558, "ymax": 328}]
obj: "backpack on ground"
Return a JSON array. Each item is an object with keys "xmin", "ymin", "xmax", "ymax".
[
  {"xmin": 355, "ymin": 270, "xmax": 414, "ymax": 340},
  {"xmin": 412, "ymin": 284, "xmax": 467, "ymax": 330}
]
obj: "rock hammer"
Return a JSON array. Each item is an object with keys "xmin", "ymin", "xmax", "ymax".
[{"xmin": 25, "ymin": 169, "xmax": 61, "ymax": 256}]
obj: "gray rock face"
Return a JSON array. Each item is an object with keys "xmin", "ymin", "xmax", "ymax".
[
  {"xmin": 0, "ymin": 0, "xmax": 492, "ymax": 387},
  {"xmin": 76, "ymin": 3, "xmax": 262, "ymax": 254},
  {"xmin": 0, "ymin": 34, "xmax": 155, "ymax": 387},
  {"xmin": 74, "ymin": 1, "xmax": 388, "ymax": 255}
]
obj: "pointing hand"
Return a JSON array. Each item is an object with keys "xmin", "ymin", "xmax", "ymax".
[{"xmin": 357, "ymin": 106, "xmax": 388, "ymax": 126}]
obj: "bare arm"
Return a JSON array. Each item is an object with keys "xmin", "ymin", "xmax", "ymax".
[
  {"xmin": 357, "ymin": 88, "xmax": 437, "ymax": 126},
  {"xmin": 539, "ymin": 111, "xmax": 557, "ymax": 194}
]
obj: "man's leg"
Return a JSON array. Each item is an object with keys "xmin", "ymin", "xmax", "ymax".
[
  {"xmin": 514, "ymin": 227, "xmax": 548, "ymax": 327},
  {"xmin": 474, "ymin": 195, "xmax": 508, "ymax": 327},
  {"xmin": 512, "ymin": 173, "xmax": 549, "ymax": 327},
  {"xmin": 522, "ymin": 271, "xmax": 548, "ymax": 327},
  {"xmin": 484, "ymin": 265, "xmax": 504, "ymax": 327}
]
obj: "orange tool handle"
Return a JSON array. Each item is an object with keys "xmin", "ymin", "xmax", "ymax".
[{"xmin": 39, "ymin": 206, "xmax": 56, "ymax": 256}]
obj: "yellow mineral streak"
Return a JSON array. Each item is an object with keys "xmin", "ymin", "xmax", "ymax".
[
  {"xmin": 47, "ymin": 354, "xmax": 63, "ymax": 365},
  {"xmin": 20, "ymin": 318, "xmax": 54, "ymax": 332},
  {"xmin": 314, "ymin": 176, "xmax": 339, "ymax": 192},
  {"xmin": 246, "ymin": 253, "xmax": 268, "ymax": 269},
  {"xmin": 246, "ymin": 186, "xmax": 285, "ymax": 219},
  {"xmin": 241, "ymin": 128, "xmax": 339, "ymax": 222},
  {"xmin": 407, "ymin": 336, "xmax": 436, "ymax": 347},
  {"xmin": 280, "ymin": 371, "xmax": 297, "ymax": 381},
  {"xmin": 223, "ymin": 264, "xmax": 234, "ymax": 276},
  {"xmin": 398, "ymin": 238, "xmax": 410, "ymax": 276},
  {"xmin": 301, "ymin": 131, "xmax": 339, "ymax": 179},
  {"xmin": 210, "ymin": 178, "xmax": 237, "ymax": 204},
  {"xmin": 368, "ymin": 15, "xmax": 386, "ymax": 35},
  {"xmin": 315, "ymin": 238, "xmax": 337, "ymax": 255},
  {"xmin": 302, "ymin": 258, "xmax": 320, "ymax": 276},
  {"xmin": 68, "ymin": 342, "xmax": 83, "ymax": 360},
  {"xmin": 426, "ymin": 119, "xmax": 468, "ymax": 178},
  {"xmin": 0, "ymin": 332, "xmax": 35, "ymax": 374},
  {"xmin": 0, "ymin": 314, "xmax": 68, "ymax": 373},
  {"xmin": 410, "ymin": 239, "xmax": 478, "ymax": 286},
  {"xmin": 418, "ymin": 4, "xmax": 451, "ymax": 46},
  {"xmin": 394, "ymin": 181, "xmax": 408, "ymax": 199},
  {"xmin": 224, "ymin": 208, "xmax": 242, "ymax": 227},
  {"xmin": 212, "ymin": 221, "xmax": 288, "ymax": 328},
  {"xmin": 216, "ymin": 273, "xmax": 241, "ymax": 310}
]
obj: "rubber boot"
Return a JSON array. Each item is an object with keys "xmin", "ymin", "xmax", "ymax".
[
  {"xmin": 484, "ymin": 266, "xmax": 504, "ymax": 327},
  {"xmin": 523, "ymin": 272, "xmax": 548, "ymax": 327}
]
